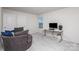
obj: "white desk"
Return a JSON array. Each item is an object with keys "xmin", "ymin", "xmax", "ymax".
[{"xmin": 44, "ymin": 29, "xmax": 63, "ymax": 42}]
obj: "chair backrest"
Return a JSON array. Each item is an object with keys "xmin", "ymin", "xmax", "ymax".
[{"xmin": 59, "ymin": 25, "xmax": 63, "ymax": 30}]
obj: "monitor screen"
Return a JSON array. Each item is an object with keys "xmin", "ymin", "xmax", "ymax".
[{"xmin": 49, "ymin": 23, "xmax": 58, "ymax": 28}]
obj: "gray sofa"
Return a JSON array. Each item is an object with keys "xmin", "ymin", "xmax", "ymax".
[{"xmin": 2, "ymin": 30, "xmax": 32, "ymax": 51}]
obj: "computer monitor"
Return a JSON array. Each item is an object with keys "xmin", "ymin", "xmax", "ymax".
[{"xmin": 49, "ymin": 23, "xmax": 58, "ymax": 29}]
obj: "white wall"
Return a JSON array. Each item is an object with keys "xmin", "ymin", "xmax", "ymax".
[
  {"xmin": 3, "ymin": 8, "xmax": 79, "ymax": 43},
  {"xmin": 0, "ymin": 7, "xmax": 2, "ymax": 35},
  {"xmin": 3, "ymin": 9, "xmax": 38, "ymax": 34},
  {"xmin": 41, "ymin": 7, "xmax": 79, "ymax": 43}
]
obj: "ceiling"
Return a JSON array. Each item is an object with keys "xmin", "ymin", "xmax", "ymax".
[{"xmin": 3, "ymin": 7, "xmax": 65, "ymax": 15}]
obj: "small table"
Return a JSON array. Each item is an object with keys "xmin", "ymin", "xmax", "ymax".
[{"xmin": 44, "ymin": 29, "xmax": 63, "ymax": 42}]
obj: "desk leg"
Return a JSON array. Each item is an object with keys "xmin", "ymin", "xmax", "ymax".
[
  {"xmin": 44, "ymin": 30, "xmax": 46, "ymax": 36},
  {"xmin": 59, "ymin": 36, "xmax": 62, "ymax": 42},
  {"xmin": 59, "ymin": 33, "xmax": 63, "ymax": 42}
]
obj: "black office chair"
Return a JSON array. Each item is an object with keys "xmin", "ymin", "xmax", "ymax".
[
  {"xmin": 59, "ymin": 25, "xmax": 63, "ymax": 30},
  {"xmin": 58, "ymin": 25, "xmax": 63, "ymax": 42}
]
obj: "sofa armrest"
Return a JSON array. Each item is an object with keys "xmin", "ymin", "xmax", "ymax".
[
  {"xmin": 27, "ymin": 34, "xmax": 32, "ymax": 43},
  {"xmin": 2, "ymin": 35, "xmax": 29, "ymax": 51}
]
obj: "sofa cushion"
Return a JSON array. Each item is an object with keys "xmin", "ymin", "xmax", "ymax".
[
  {"xmin": 1, "ymin": 31, "xmax": 13, "ymax": 36},
  {"xmin": 14, "ymin": 30, "xmax": 29, "ymax": 36},
  {"xmin": 14, "ymin": 27, "xmax": 24, "ymax": 33}
]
